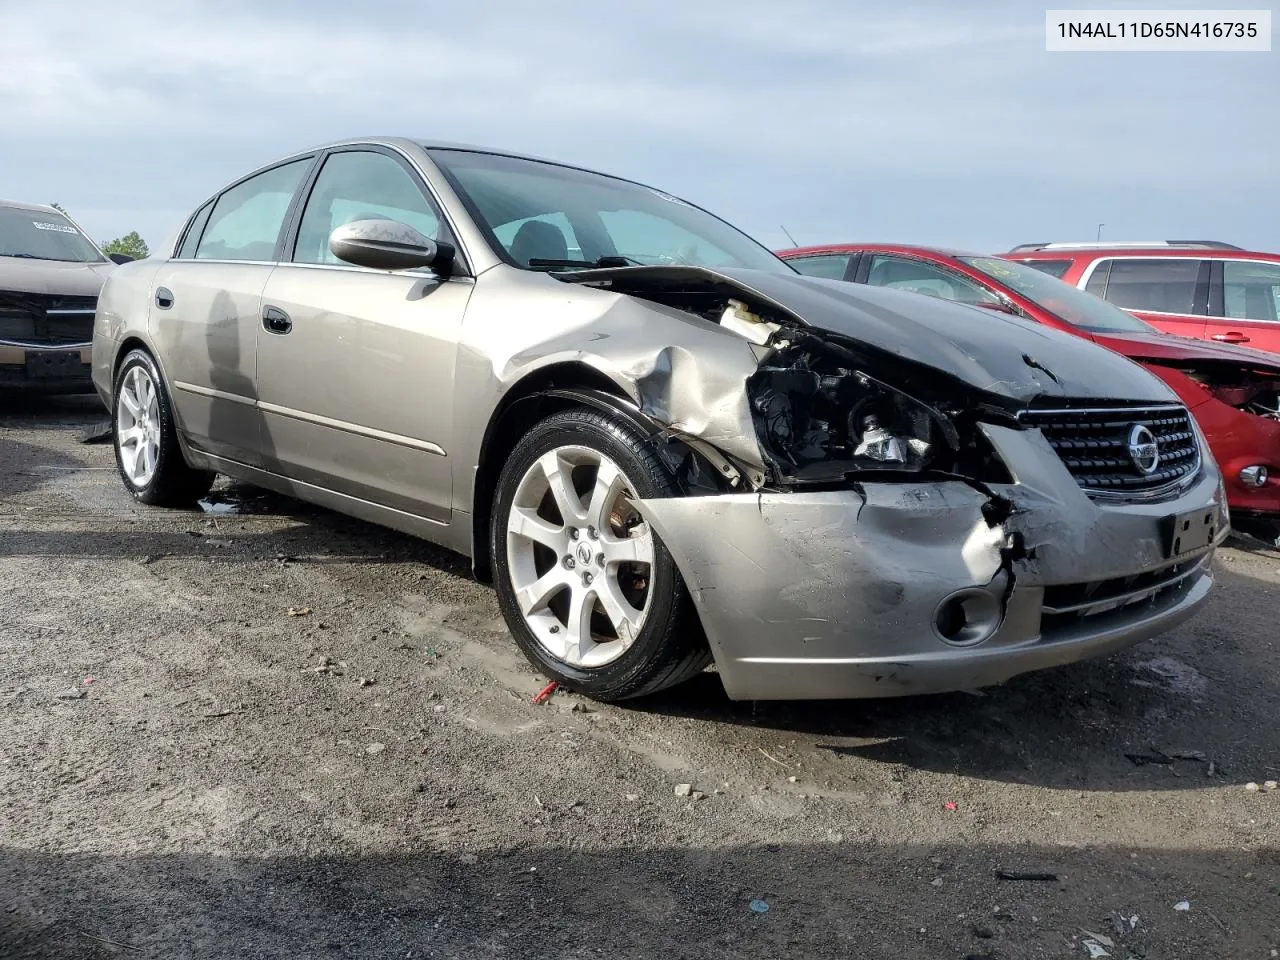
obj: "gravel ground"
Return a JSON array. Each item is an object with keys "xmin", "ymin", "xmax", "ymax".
[{"xmin": 2, "ymin": 394, "xmax": 1279, "ymax": 959}]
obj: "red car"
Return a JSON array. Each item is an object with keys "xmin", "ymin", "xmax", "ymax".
[
  {"xmin": 777, "ymin": 243, "xmax": 1280, "ymax": 518},
  {"xmin": 1004, "ymin": 241, "xmax": 1280, "ymax": 355}
]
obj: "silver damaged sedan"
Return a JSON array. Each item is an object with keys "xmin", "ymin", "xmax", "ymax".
[{"xmin": 92, "ymin": 139, "xmax": 1229, "ymax": 701}]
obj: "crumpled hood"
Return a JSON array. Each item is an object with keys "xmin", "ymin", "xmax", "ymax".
[
  {"xmin": 0, "ymin": 257, "xmax": 113, "ymax": 296},
  {"xmin": 1098, "ymin": 329, "xmax": 1280, "ymax": 373},
  {"xmin": 564, "ymin": 265, "xmax": 1177, "ymax": 404}
]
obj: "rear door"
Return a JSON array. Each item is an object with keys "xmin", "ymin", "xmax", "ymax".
[
  {"xmin": 1205, "ymin": 259, "xmax": 1280, "ymax": 355},
  {"xmin": 1080, "ymin": 257, "xmax": 1209, "ymax": 340},
  {"xmin": 150, "ymin": 157, "xmax": 314, "ymax": 466},
  {"xmin": 254, "ymin": 146, "xmax": 470, "ymax": 524}
]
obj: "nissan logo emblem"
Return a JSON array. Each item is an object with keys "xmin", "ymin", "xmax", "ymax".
[{"xmin": 1127, "ymin": 424, "xmax": 1160, "ymax": 476}]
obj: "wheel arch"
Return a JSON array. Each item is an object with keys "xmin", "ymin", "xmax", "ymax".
[
  {"xmin": 110, "ymin": 335, "xmax": 205, "ymax": 471},
  {"xmin": 470, "ymin": 362, "xmax": 664, "ymax": 582}
]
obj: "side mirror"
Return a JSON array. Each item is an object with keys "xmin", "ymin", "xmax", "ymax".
[
  {"xmin": 328, "ymin": 219, "xmax": 455, "ymax": 273},
  {"xmin": 108, "ymin": 253, "xmax": 135, "ymax": 265}
]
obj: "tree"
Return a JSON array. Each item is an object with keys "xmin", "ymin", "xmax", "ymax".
[
  {"xmin": 102, "ymin": 231, "xmax": 149, "ymax": 260},
  {"xmin": 51, "ymin": 202, "xmax": 68, "ymax": 214}
]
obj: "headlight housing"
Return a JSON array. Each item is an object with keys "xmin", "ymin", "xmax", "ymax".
[{"xmin": 745, "ymin": 330, "xmax": 1013, "ymax": 485}]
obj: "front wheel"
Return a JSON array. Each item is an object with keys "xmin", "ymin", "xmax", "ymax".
[
  {"xmin": 490, "ymin": 408, "xmax": 710, "ymax": 701},
  {"xmin": 112, "ymin": 349, "xmax": 215, "ymax": 506}
]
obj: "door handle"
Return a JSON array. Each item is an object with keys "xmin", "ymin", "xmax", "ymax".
[
  {"xmin": 155, "ymin": 287, "xmax": 174, "ymax": 309},
  {"xmin": 1211, "ymin": 331, "xmax": 1250, "ymax": 344},
  {"xmin": 262, "ymin": 306, "xmax": 293, "ymax": 335}
]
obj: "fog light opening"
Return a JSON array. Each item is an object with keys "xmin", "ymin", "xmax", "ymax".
[
  {"xmin": 1240, "ymin": 465, "xmax": 1269, "ymax": 488},
  {"xmin": 933, "ymin": 588, "xmax": 1003, "ymax": 647}
]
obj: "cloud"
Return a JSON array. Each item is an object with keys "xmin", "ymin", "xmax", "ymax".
[{"xmin": 1, "ymin": 0, "xmax": 1273, "ymax": 251}]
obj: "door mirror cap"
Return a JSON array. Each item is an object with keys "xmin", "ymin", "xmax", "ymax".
[
  {"xmin": 328, "ymin": 219, "xmax": 455, "ymax": 273},
  {"xmin": 107, "ymin": 253, "xmax": 135, "ymax": 265}
]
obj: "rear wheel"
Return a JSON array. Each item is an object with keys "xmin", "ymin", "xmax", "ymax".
[
  {"xmin": 491, "ymin": 408, "xmax": 710, "ymax": 700},
  {"xmin": 113, "ymin": 349, "xmax": 215, "ymax": 506}
]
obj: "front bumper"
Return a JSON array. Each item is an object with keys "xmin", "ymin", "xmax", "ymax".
[
  {"xmin": 0, "ymin": 342, "xmax": 93, "ymax": 393},
  {"xmin": 635, "ymin": 424, "xmax": 1226, "ymax": 701}
]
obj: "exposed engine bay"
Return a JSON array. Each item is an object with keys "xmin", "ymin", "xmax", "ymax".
[
  {"xmin": 562, "ymin": 265, "xmax": 1022, "ymax": 488},
  {"xmin": 1172, "ymin": 362, "xmax": 1280, "ymax": 422}
]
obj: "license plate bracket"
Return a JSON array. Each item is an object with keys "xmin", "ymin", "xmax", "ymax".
[
  {"xmin": 24, "ymin": 349, "xmax": 83, "ymax": 379},
  {"xmin": 1161, "ymin": 506, "xmax": 1217, "ymax": 558}
]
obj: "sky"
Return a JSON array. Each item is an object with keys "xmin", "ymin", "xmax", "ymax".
[{"xmin": 2, "ymin": 0, "xmax": 1277, "ymax": 255}]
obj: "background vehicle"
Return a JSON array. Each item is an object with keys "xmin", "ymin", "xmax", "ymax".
[
  {"xmin": 1006, "ymin": 241, "xmax": 1280, "ymax": 356},
  {"xmin": 779, "ymin": 243, "xmax": 1280, "ymax": 518},
  {"xmin": 0, "ymin": 200, "xmax": 127, "ymax": 393},
  {"xmin": 93, "ymin": 140, "xmax": 1224, "ymax": 703}
]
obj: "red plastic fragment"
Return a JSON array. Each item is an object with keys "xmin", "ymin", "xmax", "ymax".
[
  {"xmin": 944, "ymin": 801, "xmax": 958, "ymax": 811},
  {"xmin": 532, "ymin": 681, "xmax": 559, "ymax": 705}
]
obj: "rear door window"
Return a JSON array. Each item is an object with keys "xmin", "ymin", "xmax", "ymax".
[
  {"xmin": 788, "ymin": 254, "xmax": 853, "ymax": 280},
  {"xmin": 195, "ymin": 159, "xmax": 312, "ymax": 262},
  {"xmin": 1222, "ymin": 261, "xmax": 1280, "ymax": 322},
  {"xmin": 1099, "ymin": 258, "xmax": 1206, "ymax": 315}
]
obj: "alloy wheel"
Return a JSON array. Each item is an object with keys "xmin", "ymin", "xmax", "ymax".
[
  {"xmin": 116, "ymin": 365, "xmax": 162, "ymax": 487},
  {"xmin": 505, "ymin": 445, "xmax": 655, "ymax": 668}
]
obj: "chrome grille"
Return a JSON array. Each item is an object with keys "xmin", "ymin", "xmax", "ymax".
[
  {"xmin": 1020, "ymin": 404, "xmax": 1200, "ymax": 495},
  {"xmin": 0, "ymin": 291, "xmax": 97, "ymax": 345}
]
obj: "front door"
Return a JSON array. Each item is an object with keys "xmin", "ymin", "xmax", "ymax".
[{"xmin": 255, "ymin": 148, "xmax": 469, "ymax": 524}]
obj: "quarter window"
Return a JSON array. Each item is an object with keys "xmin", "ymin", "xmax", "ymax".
[
  {"xmin": 176, "ymin": 201, "xmax": 214, "ymax": 259},
  {"xmin": 293, "ymin": 151, "xmax": 444, "ymax": 265},
  {"xmin": 195, "ymin": 159, "xmax": 311, "ymax": 262},
  {"xmin": 788, "ymin": 255, "xmax": 852, "ymax": 280},
  {"xmin": 1223, "ymin": 261, "xmax": 1280, "ymax": 322},
  {"xmin": 865, "ymin": 255, "xmax": 998, "ymax": 305},
  {"xmin": 1100, "ymin": 258, "xmax": 1204, "ymax": 315}
]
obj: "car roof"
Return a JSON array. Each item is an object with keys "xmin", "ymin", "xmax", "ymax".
[
  {"xmin": 1009, "ymin": 240, "xmax": 1242, "ymax": 252},
  {"xmin": 0, "ymin": 199, "xmax": 64, "ymax": 215},
  {"xmin": 300, "ymin": 136, "xmax": 637, "ymax": 182},
  {"xmin": 777, "ymin": 243, "xmax": 979, "ymax": 259},
  {"xmin": 1010, "ymin": 246, "xmax": 1280, "ymax": 262}
]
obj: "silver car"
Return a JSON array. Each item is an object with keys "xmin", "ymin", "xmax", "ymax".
[
  {"xmin": 1, "ymin": 200, "xmax": 123, "ymax": 393},
  {"xmin": 92, "ymin": 139, "xmax": 1228, "ymax": 701}
]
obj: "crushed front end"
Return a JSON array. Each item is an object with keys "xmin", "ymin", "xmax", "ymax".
[
  {"xmin": 560, "ymin": 266, "xmax": 1226, "ymax": 700},
  {"xmin": 1143, "ymin": 360, "xmax": 1280, "ymax": 517}
]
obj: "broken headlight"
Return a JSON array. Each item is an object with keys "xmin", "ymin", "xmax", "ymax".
[{"xmin": 746, "ymin": 342, "xmax": 966, "ymax": 482}]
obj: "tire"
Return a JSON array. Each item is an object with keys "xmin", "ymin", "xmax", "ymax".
[
  {"xmin": 112, "ymin": 349, "xmax": 215, "ymax": 506},
  {"xmin": 491, "ymin": 407, "xmax": 711, "ymax": 701}
]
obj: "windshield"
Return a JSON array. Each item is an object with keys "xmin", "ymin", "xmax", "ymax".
[
  {"xmin": 428, "ymin": 149, "xmax": 793, "ymax": 274},
  {"xmin": 961, "ymin": 256, "xmax": 1153, "ymax": 333},
  {"xmin": 0, "ymin": 206, "xmax": 104, "ymax": 263}
]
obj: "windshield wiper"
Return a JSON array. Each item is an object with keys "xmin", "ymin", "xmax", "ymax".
[
  {"xmin": 0, "ymin": 253, "xmax": 86, "ymax": 262},
  {"xmin": 526, "ymin": 255, "xmax": 643, "ymax": 271}
]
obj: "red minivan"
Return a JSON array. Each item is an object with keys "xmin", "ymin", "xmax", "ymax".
[
  {"xmin": 1004, "ymin": 242, "xmax": 1280, "ymax": 357},
  {"xmin": 777, "ymin": 243, "xmax": 1280, "ymax": 520}
]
